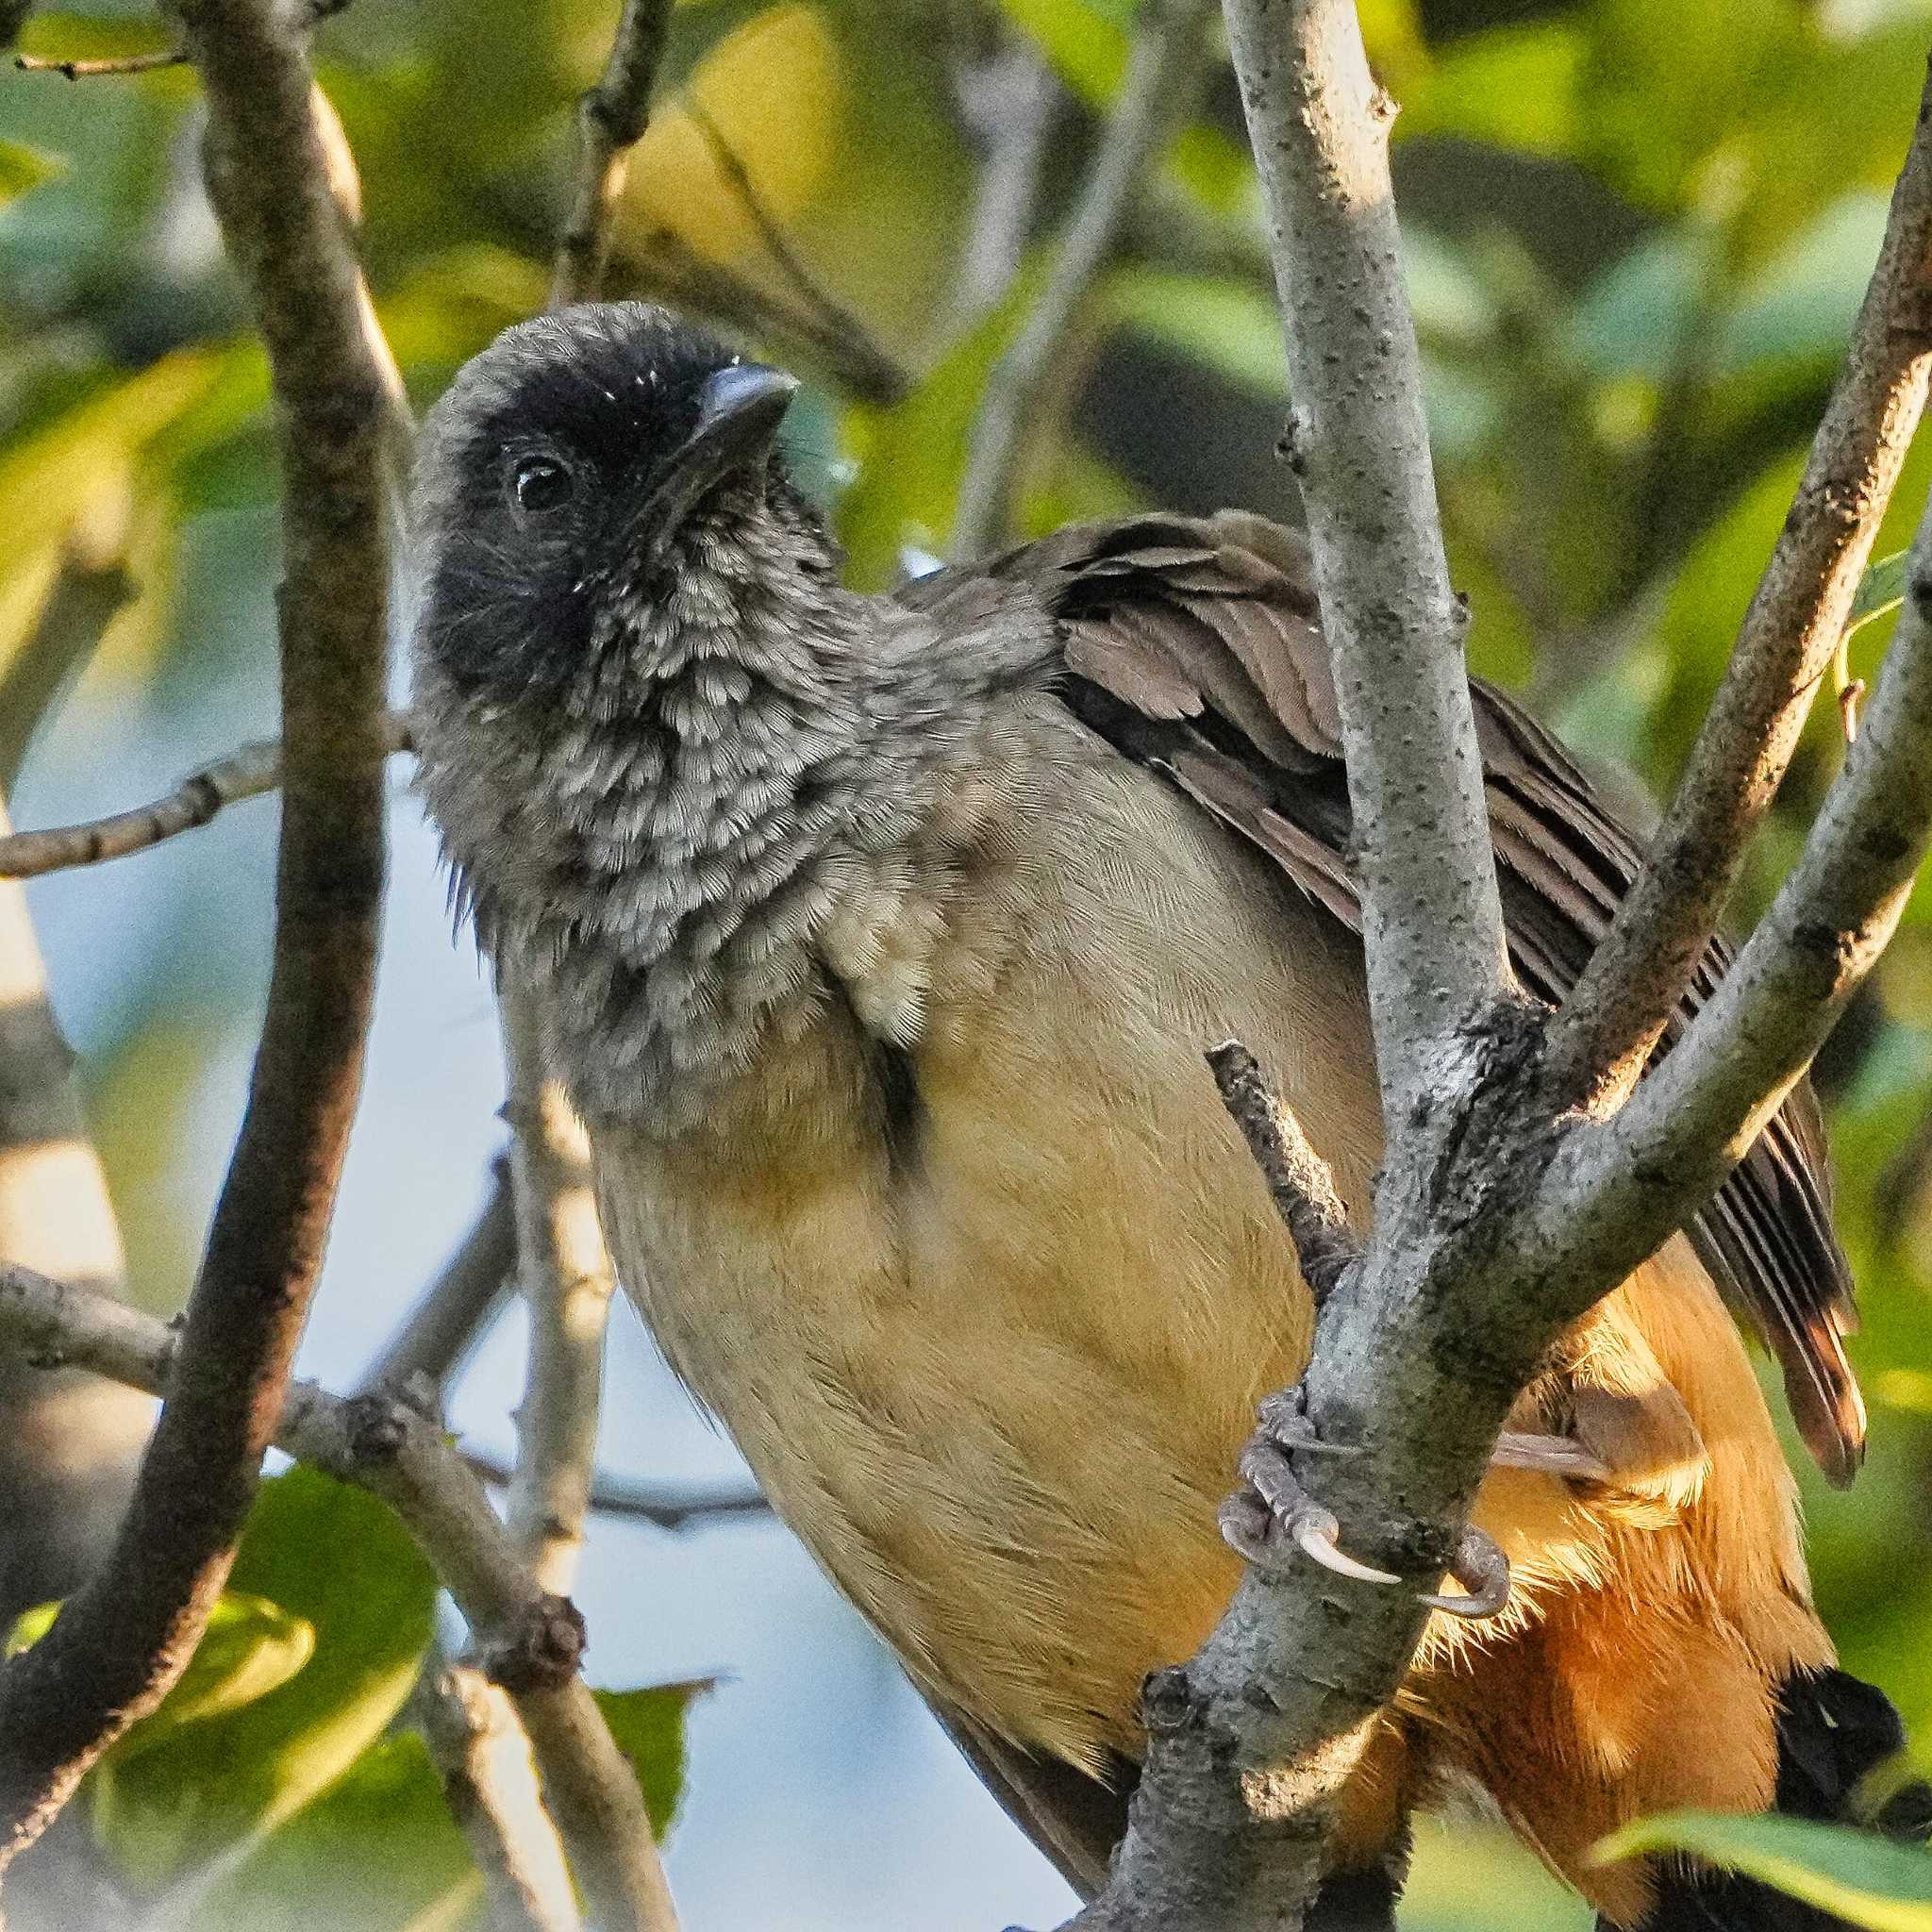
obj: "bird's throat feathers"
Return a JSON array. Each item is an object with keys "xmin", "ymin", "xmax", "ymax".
[{"xmin": 413, "ymin": 503, "xmax": 920, "ymax": 1133}]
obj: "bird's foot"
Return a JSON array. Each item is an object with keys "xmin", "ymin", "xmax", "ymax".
[
  {"xmin": 1490, "ymin": 1430, "xmax": 1613, "ymax": 1484},
  {"xmin": 1221, "ymin": 1389, "xmax": 1512, "ymax": 1620}
]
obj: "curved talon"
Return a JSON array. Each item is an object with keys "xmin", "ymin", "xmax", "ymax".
[
  {"xmin": 1419, "ymin": 1524, "xmax": 1510, "ymax": 1620},
  {"xmin": 1293, "ymin": 1510, "xmax": 1404, "ymax": 1588}
]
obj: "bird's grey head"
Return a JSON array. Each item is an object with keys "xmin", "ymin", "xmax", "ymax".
[
  {"xmin": 409, "ymin": 300, "xmax": 824, "ymax": 710},
  {"xmin": 407, "ymin": 303, "xmax": 900, "ymax": 1129}
]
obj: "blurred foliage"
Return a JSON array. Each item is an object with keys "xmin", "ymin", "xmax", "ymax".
[
  {"xmin": 6, "ymin": 1469, "xmax": 695, "ymax": 1931},
  {"xmin": 1597, "ymin": 1812, "xmax": 1932, "ymax": 1930},
  {"xmin": 9, "ymin": 0, "xmax": 1932, "ymax": 1924}
]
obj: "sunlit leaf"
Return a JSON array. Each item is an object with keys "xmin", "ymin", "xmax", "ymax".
[
  {"xmin": 1594, "ymin": 1812, "xmax": 1932, "ymax": 1931},
  {"xmin": 92, "ymin": 1468, "xmax": 436, "ymax": 1894},
  {"xmin": 1401, "ymin": 22, "xmax": 1584, "ymax": 158},
  {"xmin": 187, "ymin": 1735, "xmax": 481, "ymax": 1932},
  {"xmin": 8, "ymin": 1591, "xmax": 315, "ymax": 1752}
]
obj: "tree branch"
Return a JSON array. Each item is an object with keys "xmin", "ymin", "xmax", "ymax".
[
  {"xmin": 0, "ymin": 713, "xmax": 412, "ymax": 881},
  {"xmin": 501, "ymin": 982, "xmax": 616, "ymax": 1598},
  {"xmin": 1224, "ymin": 0, "xmax": 1511, "ymax": 1130},
  {"xmin": 411, "ymin": 1661, "xmax": 583, "ymax": 1932},
  {"xmin": 466, "ymin": 1448, "xmax": 769, "ymax": 1532},
  {"xmin": 0, "ymin": 0, "xmax": 391, "ymax": 1866},
  {"xmin": 1057, "ymin": 12, "xmax": 1932, "ymax": 1929},
  {"xmin": 948, "ymin": 39, "xmax": 1059, "ymax": 325},
  {"xmin": 1207, "ymin": 1041, "xmax": 1359, "ymax": 1304},
  {"xmin": 951, "ymin": 0, "xmax": 1218, "ymax": 560},
  {"xmin": 1541, "ymin": 482, "xmax": 1932, "ymax": 1291},
  {"xmin": 1546, "ymin": 56, "xmax": 1932, "ymax": 1114},
  {"xmin": 0, "ymin": 1261, "xmax": 679, "ymax": 1932},
  {"xmin": 551, "ymin": 0, "xmax": 673, "ymax": 310}
]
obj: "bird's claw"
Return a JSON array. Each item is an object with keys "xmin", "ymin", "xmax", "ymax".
[
  {"xmin": 1419, "ymin": 1524, "xmax": 1511, "ymax": 1621},
  {"xmin": 1490, "ymin": 1431, "xmax": 1612, "ymax": 1485},
  {"xmin": 1223, "ymin": 1396, "xmax": 1513, "ymax": 1620},
  {"xmin": 1221, "ymin": 1407, "xmax": 1400, "ymax": 1586}
]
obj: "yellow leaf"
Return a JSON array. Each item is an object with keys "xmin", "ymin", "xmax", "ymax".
[{"xmin": 618, "ymin": 4, "xmax": 844, "ymax": 271}]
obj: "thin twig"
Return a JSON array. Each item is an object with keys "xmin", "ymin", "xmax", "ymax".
[
  {"xmin": 629, "ymin": 232, "xmax": 910, "ymax": 404},
  {"xmin": 0, "ymin": 0, "xmax": 391, "ymax": 1867},
  {"xmin": 685, "ymin": 102, "xmax": 885, "ymax": 375},
  {"xmin": 412, "ymin": 1662, "xmax": 583, "ymax": 1932},
  {"xmin": 0, "ymin": 712, "xmax": 412, "ymax": 881},
  {"xmin": 1224, "ymin": 0, "xmax": 1511, "ymax": 1121},
  {"xmin": 14, "ymin": 45, "xmax": 186, "ymax": 76},
  {"xmin": 1206, "ymin": 1041, "xmax": 1359, "ymax": 1305},
  {"xmin": 501, "ymin": 980, "xmax": 617, "ymax": 1598},
  {"xmin": 358, "ymin": 1159, "xmax": 515, "ymax": 1400},
  {"xmin": 1545, "ymin": 58, "xmax": 1932, "ymax": 1116},
  {"xmin": 0, "ymin": 1261, "xmax": 680, "ymax": 1932},
  {"xmin": 551, "ymin": 0, "xmax": 673, "ymax": 309},
  {"xmin": 467, "ymin": 1448, "xmax": 770, "ymax": 1532},
  {"xmin": 951, "ymin": 0, "xmax": 1217, "ymax": 560}
]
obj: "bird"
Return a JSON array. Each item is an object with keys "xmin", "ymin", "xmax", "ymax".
[{"xmin": 407, "ymin": 300, "xmax": 1924, "ymax": 1930}]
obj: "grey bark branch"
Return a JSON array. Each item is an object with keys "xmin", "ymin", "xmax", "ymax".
[
  {"xmin": 1546, "ymin": 58, "xmax": 1932, "ymax": 1114},
  {"xmin": 0, "ymin": 1260, "xmax": 679, "ymax": 1932},
  {"xmin": 1056, "ymin": 12, "xmax": 1932, "ymax": 1932},
  {"xmin": 951, "ymin": 0, "xmax": 1219, "ymax": 561},
  {"xmin": 1224, "ymin": 0, "xmax": 1511, "ymax": 1128},
  {"xmin": 0, "ymin": 0, "xmax": 391, "ymax": 1867},
  {"xmin": 949, "ymin": 41, "xmax": 1059, "ymax": 325},
  {"xmin": 1541, "ymin": 484, "xmax": 1932, "ymax": 1293},
  {"xmin": 412, "ymin": 1661, "xmax": 584, "ymax": 1932},
  {"xmin": 0, "ymin": 713, "xmax": 413, "ymax": 880},
  {"xmin": 502, "ymin": 980, "xmax": 617, "ymax": 1599}
]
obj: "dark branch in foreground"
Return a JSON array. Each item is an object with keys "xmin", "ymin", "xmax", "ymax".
[
  {"xmin": 551, "ymin": 0, "xmax": 673, "ymax": 309},
  {"xmin": 0, "ymin": 0, "xmax": 391, "ymax": 1867}
]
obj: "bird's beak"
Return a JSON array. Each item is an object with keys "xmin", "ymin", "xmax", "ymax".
[{"xmin": 636, "ymin": 362, "xmax": 800, "ymax": 548}]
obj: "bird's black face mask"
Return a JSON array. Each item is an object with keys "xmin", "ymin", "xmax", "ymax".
[{"xmin": 411, "ymin": 301, "xmax": 799, "ymax": 704}]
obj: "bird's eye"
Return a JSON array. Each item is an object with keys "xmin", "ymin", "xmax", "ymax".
[{"xmin": 511, "ymin": 454, "xmax": 575, "ymax": 516}]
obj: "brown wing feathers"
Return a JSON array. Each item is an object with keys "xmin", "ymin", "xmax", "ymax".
[{"xmin": 916, "ymin": 509, "xmax": 1864, "ymax": 1486}]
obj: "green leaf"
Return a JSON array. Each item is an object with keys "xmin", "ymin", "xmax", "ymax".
[
  {"xmin": 8, "ymin": 1592, "xmax": 316, "ymax": 1754},
  {"xmin": 0, "ymin": 140, "xmax": 66, "ymax": 210},
  {"xmin": 1594, "ymin": 1812, "xmax": 1932, "ymax": 1931},
  {"xmin": 1850, "ymin": 550, "xmax": 1909, "ymax": 640},
  {"xmin": 1401, "ymin": 22, "xmax": 1584, "ymax": 158},
  {"xmin": 92, "ymin": 1467, "xmax": 437, "ymax": 1894},
  {"xmin": 186, "ymin": 1734, "xmax": 482, "ymax": 1932},
  {"xmin": 594, "ymin": 1680, "xmax": 710, "ymax": 1837}
]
